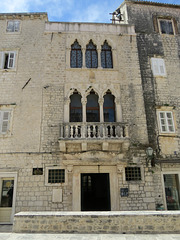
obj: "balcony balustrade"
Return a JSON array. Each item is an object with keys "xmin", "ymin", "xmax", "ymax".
[{"xmin": 59, "ymin": 122, "xmax": 129, "ymax": 140}]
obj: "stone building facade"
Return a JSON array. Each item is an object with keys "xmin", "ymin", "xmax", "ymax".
[{"xmin": 0, "ymin": 0, "xmax": 179, "ymax": 224}]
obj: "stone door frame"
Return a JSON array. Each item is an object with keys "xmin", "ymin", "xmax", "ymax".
[
  {"xmin": 0, "ymin": 172, "xmax": 17, "ymax": 224},
  {"xmin": 72, "ymin": 165, "xmax": 118, "ymax": 211}
]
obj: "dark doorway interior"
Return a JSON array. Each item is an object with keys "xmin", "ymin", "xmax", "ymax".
[{"xmin": 81, "ymin": 173, "xmax": 111, "ymax": 211}]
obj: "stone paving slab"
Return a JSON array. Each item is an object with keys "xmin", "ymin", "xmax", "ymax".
[{"xmin": 0, "ymin": 234, "xmax": 180, "ymax": 240}]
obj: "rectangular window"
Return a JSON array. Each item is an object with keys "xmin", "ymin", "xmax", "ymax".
[
  {"xmin": 159, "ymin": 19, "xmax": 174, "ymax": 35},
  {"xmin": 6, "ymin": 20, "xmax": 20, "ymax": 32},
  {"xmin": 125, "ymin": 167, "xmax": 141, "ymax": 181},
  {"xmin": 159, "ymin": 111, "xmax": 175, "ymax": 133},
  {"xmin": 164, "ymin": 174, "xmax": 180, "ymax": 210},
  {"xmin": 48, "ymin": 169, "xmax": 65, "ymax": 183},
  {"xmin": 0, "ymin": 111, "xmax": 11, "ymax": 134},
  {"xmin": 0, "ymin": 51, "xmax": 16, "ymax": 70},
  {"xmin": 151, "ymin": 58, "xmax": 166, "ymax": 76}
]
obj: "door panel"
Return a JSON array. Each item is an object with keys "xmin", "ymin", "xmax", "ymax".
[
  {"xmin": 81, "ymin": 173, "xmax": 110, "ymax": 211},
  {"xmin": 0, "ymin": 178, "xmax": 14, "ymax": 223}
]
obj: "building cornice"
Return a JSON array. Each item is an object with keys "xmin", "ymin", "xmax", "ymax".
[{"xmin": 125, "ymin": 0, "xmax": 180, "ymax": 9}]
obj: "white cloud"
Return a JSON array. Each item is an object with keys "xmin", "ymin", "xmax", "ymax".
[
  {"xmin": 70, "ymin": 3, "xmax": 110, "ymax": 23},
  {"xmin": 0, "ymin": 0, "xmax": 29, "ymax": 12}
]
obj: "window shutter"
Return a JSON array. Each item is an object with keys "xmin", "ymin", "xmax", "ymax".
[
  {"xmin": 0, "ymin": 52, "xmax": 4, "ymax": 69},
  {"xmin": 153, "ymin": 16, "xmax": 159, "ymax": 33},
  {"xmin": 1, "ymin": 111, "xmax": 10, "ymax": 134},
  {"xmin": 8, "ymin": 52, "xmax": 16, "ymax": 68},
  {"xmin": 173, "ymin": 18, "xmax": 178, "ymax": 35},
  {"xmin": 166, "ymin": 112, "xmax": 175, "ymax": 132},
  {"xmin": 152, "ymin": 58, "xmax": 159, "ymax": 75},
  {"xmin": 158, "ymin": 59, "xmax": 165, "ymax": 75}
]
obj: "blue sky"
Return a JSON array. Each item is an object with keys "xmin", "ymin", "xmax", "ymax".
[{"xmin": 1, "ymin": 0, "xmax": 179, "ymax": 23}]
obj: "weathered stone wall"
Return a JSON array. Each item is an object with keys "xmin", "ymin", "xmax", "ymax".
[
  {"xmin": 13, "ymin": 211, "xmax": 180, "ymax": 234},
  {"xmin": 124, "ymin": 1, "xmax": 180, "ymax": 155}
]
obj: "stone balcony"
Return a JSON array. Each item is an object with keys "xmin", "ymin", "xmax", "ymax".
[{"xmin": 59, "ymin": 122, "xmax": 130, "ymax": 153}]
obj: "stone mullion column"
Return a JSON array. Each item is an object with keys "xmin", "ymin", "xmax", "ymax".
[
  {"xmin": 99, "ymin": 98, "xmax": 104, "ymax": 123},
  {"xmin": 66, "ymin": 48, "xmax": 71, "ymax": 68},
  {"xmin": 115, "ymin": 98, "xmax": 122, "ymax": 122},
  {"xmin": 112, "ymin": 48, "xmax": 117, "ymax": 69},
  {"xmin": 82, "ymin": 48, "xmax": 86, "ymax": 68},
  {"xmin": 97, "ymin": 48, "xmax": 102, "ymax": 69},
  {"xmin": 82, "ymin": 99, "xmax": 87, "ymax": 123},
  {"xmin": 64, "ymin": 98, "xmax": 70, "ymax": 122}
]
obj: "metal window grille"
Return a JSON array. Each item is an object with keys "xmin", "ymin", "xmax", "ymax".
[
  {"xmin": 101, "ymin": 41, "xmax": 113, "ymax": 68},
  {"xmin": 70, "ymin": 40, "xmax": 82, "ymax": 68},
  {"xmin": 86, "ymin": 40, "xmax": 98, "ymax": 68},
  {"xmin": 125, "ymin": 167, "xmax": 141, "ymax": 181},
  {"xmin": 48, "ymin": 169, "xmax": 65, "ymax": 183}
]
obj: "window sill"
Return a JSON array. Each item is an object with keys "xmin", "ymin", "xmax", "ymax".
[
  {"xmin": 66, "ymin": 67, "xmax": 117, "ymax": 71},
  {"xmin": 159, "ymin": 133, "xmax": 177, "ymax": 137},
  {"xmin": 0, "ymin": 69, "xmax": 16, "ymax": 73}
]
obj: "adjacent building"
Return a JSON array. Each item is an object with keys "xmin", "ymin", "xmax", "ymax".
[{"xmin": 0, "ymin": 0, "xmax": 179, "ymax": 224}]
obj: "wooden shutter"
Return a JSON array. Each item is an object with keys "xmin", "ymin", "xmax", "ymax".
[
  {"xmin": 0, "ymin": 52, "xmax": 4, "ymax": 69},
  {"xmin": 1, "ymin": 111, "xmax": 10, "ymax": 134},
  {"xmin": 158, "ymin": 59, "xmax": 166, "ymax": 76},
  {"xmin": 152, "ymin": 58, "xmax": 159, "ymax": 76},
  {"xmin": 153, "ymin": 16, "xmax": 159, "ymax": 33},
  {"xmin": 173, "ymin": 18, "xmax": 178, "ymax": 35},
  {"xmin": 8, "ymin": 52, "xmax": 16, "ymax": 68}
]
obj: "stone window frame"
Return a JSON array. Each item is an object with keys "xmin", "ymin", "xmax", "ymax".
[
  {"xmin": 0, "ymin": 105, "xmax": 15, "ymax": 137},
  {"xmin": 153, "ymin": 15, "xmax": 178, "ymax": 35},
  {"xmin": 70, "ymin": 40, "xmax": 82, "ymax": 68},
  {"xmin": 65, "ymin": 87, "xmax": 122, "ymax": 123},
  {"xmin": 123, "ymin": 165, "xmax": 144, "ymax": 184},
  {"xmin": 151, "ymin": 58, "xmax": 166, "ymax": 77},
  {"xmin": 6, "ymin": 20, "xmax": 21, "ymax": 34},
  {"xmin": 158, "ymin": 18, "xmax": 175, "ymax": 35},
  {"xmin": 67, "ymin": 38, "xmax": 116, "ymax": 70},
  {"xmin": 45, "ymin": 166, "xmax": 68, "ymax": 186},
  {"xmin": 0, "ymin": 50, "xmax": 18, "ymax": 72},
  {"xmin": 157, "ymin": 110, "xmax": 176, "ymax": 135},
  {"xmin": 0, "ymin": 172, "xmax": 18, "ymax": 223}
]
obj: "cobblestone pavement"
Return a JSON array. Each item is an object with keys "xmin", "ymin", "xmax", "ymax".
[
  {"xmin": 0, "ymin": 233, "xmax": 180, "ymax": 240},
  {"xmin": 0, "ymin": 226, "xmax": 180, "ymax": 240}
]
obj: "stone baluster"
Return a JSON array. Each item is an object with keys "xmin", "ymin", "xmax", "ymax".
[
  {"xmin": 125, "ymin": 125, "xmax": 129, "ymax": 138},
  {"xmin": 70, "ymin": 125, "xmax": 74, "ymax": 138},
  {"xmin": 93, "ymin": 125, "xmax": 96, "ymax": 138},
  {"xmin": 74, "ymin": 125, "xmax": 77, "ymax": 138},
  {"xmin": 110, "ymin": 125, "xmax": 113, "ymax": 138},
  {"xmin": 87, "ymin": 126, "xmax": 91, "ymax": 138},
  {"xmin": 81, "ymin": 124, "xmax": 85, "ymax": 138},
  {"xmin": 65, "ymin": 125, "xmax": 69, "ymax": 138}
]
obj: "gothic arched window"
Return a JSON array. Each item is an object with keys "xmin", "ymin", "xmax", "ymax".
[
  {"xmin": 103, "ymin": 90, "xmax": 116, "ymax": 122},
  {"xmin": 86, "ymin": 40, "xmax": 98, "ymax": 68},
  {"xmin": 70, "ymin": 91, "xmax": 82, "ymax": 122},
  {"xmin": 70, "ymin": 40, "xmax": 82, "ymax": 68},
  {"xmin": 101, "ymin": 41, "xmax": 113, "ymax": 69},
  {"xmin": 86, "ymin": 90, "xmax": 99, "ymax": 122}
]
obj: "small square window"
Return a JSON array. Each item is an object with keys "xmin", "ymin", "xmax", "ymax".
[
  {"xmin": 6, "ymin": 20, "xmax": 20, "ymax": 32},
  {"xmin": 48, "ymin": 169, "xmax": 65, "ymax": 183},
  {"xmin": 151, "ymin": 58, "xmax": 166, "ymax": 77},
  {"xmin": 33, "ymin": 168, "xmax": 43, "ymax": 175},
  {"xmin": 125, "ymin": 167, "xmax": 141, "ymax": 181},
  {"xmin": 159, "ymin": 19, "xmax": 174, "ymax": 35},
  {"xmin": 158, "ymin": 111, "xmax": 175, "ymax": 134}
]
